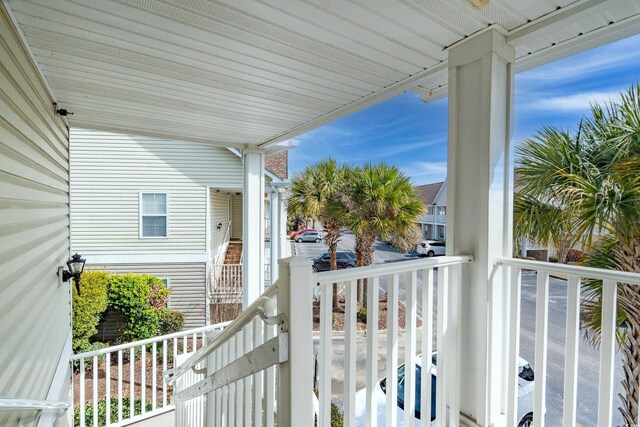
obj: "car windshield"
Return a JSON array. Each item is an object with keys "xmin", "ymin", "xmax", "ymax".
[
  {"xmin": 380, "ymin": 364, "xmax": 436, "ymax": 421},
  {"xmin": 519, "ymin": 363, "xmax": 535, "ymax": 381}
]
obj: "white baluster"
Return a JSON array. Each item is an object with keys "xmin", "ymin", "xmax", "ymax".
[
  {"xmin": 534, "ymin": 271, "xmax": 549, "ymax": 427},
  {"xmin": 598, "ymin": 279, "xmax": 618, "ymax": 427},
  {"xmin": 344, "ymin": 279, "xmax": 357, "ymax": 426}
]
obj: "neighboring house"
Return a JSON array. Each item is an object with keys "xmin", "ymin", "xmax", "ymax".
[
  {"xmin": 70, "ymin": 129, "xmax": 287, "ymax": 329},
  {"xmin": 415, "ymin": 180, "xmax": 447, "ymax": 241}
]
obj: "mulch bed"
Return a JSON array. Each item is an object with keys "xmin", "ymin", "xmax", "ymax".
[{"xmin": 313, "ymin": 293, "xmax": 422, "ymax": 331}]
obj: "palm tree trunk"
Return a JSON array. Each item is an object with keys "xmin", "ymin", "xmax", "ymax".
[
  {"xmin": 355, "ymin": 233, "xmax": 376, "ymax": 306},
  {"xmin": 614, "ymin": 238, "xmax": 640, "ymax": 425},
  {"xmin": 618, "ymin": 307, "xmax": 640, "ymax": 425}
]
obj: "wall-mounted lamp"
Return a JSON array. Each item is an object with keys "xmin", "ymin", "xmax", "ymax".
[
  {"xmin": 216, "ymin": 222, "xmax": 223, "ymax": 231},
  {"xmin": 59, "ymin": 253, "xmax": 86, "ymax": 295}
]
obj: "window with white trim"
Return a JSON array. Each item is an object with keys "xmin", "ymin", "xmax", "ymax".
[{"xmin": 140, "ymin": 193, "xmax": 168, "ymax": 237}]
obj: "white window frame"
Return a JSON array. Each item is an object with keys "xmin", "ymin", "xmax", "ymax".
[
  {"xmin": 158, "ymin": 277, "xmax": 171, "ymax": 289},
  {"xmin": 139, "ymin": 192, "xmax": 170, "ymax": 239}
]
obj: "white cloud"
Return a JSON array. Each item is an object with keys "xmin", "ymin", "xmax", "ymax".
[
  {"xmin": 518, "ymin": 37, "xmax": 640, "ymax": 84},
  {"xmin": 402, "ymin": 161, "xmax": 448, "ymax": 184},
  {"xmin": 522, "ymin": 90, "xmax": 622, "ymax": 113}
]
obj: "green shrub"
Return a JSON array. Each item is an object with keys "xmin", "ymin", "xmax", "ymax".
[
  {"xmin": 73, "ymin": 342, "xmax": 109, "ymax": 370},
  {"xmin": 73, "ymin": 397, "xmax": 152, "ymax": 427},
  {"xmin": 357, "ymin": 307, "xmax": 367, "ymax": 324},
  {"xmin": 159, "ymin": 309, "xmax": 184, "ymax": 334},
  {"xmin": 73, "ymin": 271, "xmax": 109, "ymax": 352},
  {"xmin": 331, "ymin": 403, "xmax": 344, "ymax": 427},
  {"xmin": 108, "ymin": 274, "xmax": 171, "ymax": 342}
]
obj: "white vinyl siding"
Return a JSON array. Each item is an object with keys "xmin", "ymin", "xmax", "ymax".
[
  {"xmin": 231, "ymin": 193, "xmax": 243, "ymax": 240},
  {"xmin": 70, "ymin": 129, "xmax": 244, "ymax": 254},
  {"xmin": 210, "ymin": 190, "xmax": 230, "ymax": 254},
  {"xmin": 0, "ymin": 6, "xmax": 70, "ymax": 424},
  {"xmin": 88, "ymin": 263, "xmax": 207, "ymax": 329},
  {"xmin": 140, "ymin": 192, "xmax": 168, "ymax": 238}
]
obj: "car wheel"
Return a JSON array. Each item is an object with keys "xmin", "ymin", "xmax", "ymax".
[
  {"xmin": 427, "ymin": 250, "xmax": 435, "ymax": 257},
  {"xmin": 345, "ymin": 265, "xmax": 354, "ymax": 268},
  {"xmin": 517, "ymin": 413, "xmax": 533, "ymax": 427},
  {"xmin": 312, "ymin": 265, "xmax": 319, "ymax": 273},
  {"xmin": 296, "ymin": 238, "xmax": 303, "ymax": 243},
  {"xmin": 315, "ymin": 238, "xmax": 321, "ymax": 243}
]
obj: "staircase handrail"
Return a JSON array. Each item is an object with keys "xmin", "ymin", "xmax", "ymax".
[
  {"xmin": 166, "ymin": 284, "xmax": 279, "ymax": 385},
  {"xmin": 0, "ymin": 397, "xmax": 69, "ymax": 412}
]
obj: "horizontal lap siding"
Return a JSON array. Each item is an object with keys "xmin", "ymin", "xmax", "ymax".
[
  {"xmin": 231, "ymin": 193, "xmax": 242, "ymax": 239},
  {"xmin": 89, "ymin": 263, "xmax": 206, "ymax": 329},
  {"xmin": 70, "ymin": 129, "xmax": 243, "ymax": 254},
  {"xmin": 210, "ymin": 190, "xmax": 230, "ymax": 256},
  {"xmin": 0, "ymin": 5, "xmax": 70, "ymax": 425}
]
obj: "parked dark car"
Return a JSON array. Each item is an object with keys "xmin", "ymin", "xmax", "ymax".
[{"xmin": 312, "ymin": 251, "xmax": 357, "ymax": 272}]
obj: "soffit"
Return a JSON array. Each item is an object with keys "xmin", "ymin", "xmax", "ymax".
[{"xmin": 6, "ymin": 0, "xmax": 640, "ymax": 150}]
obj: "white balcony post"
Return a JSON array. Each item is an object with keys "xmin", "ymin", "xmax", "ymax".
[
  {"xmin": 447, "ymin": 28, "xmax": 515, "ymax": 426},
  {"xmin": 278, "ymin": 188, "xmax": 291, "ymax": 258},
  {"xmin": 269, "ymin": 185, "xmax": 280, "ymax": 283},
  {"xmin": 242, "ymin": 148, "xmax": 266, "ymax": 307},
  {"xmin": 277, "ymin": 256, "xmax": 314, "ymax": 426}
]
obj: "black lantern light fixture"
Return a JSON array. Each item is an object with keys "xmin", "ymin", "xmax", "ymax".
[
  {"xmin": 216, "ymin": 222, "xmax": 223, "ymax": 231},
  {"xmin": 60, "ymin": 253, "xmax": 86, "ymax": 295}
]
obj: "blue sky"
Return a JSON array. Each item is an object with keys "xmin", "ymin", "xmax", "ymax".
[{"xmin": 289, "ymin": 33, "xmax": 640, "ymax": 185}]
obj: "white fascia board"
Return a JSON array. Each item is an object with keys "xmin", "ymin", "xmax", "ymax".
[
  {"xmin": 85, "ymin": 253, "xmax": 209, "ymax": 265},
  {"xmin": 433, "ymin": 179, "xmax": 447, "ymax": 206}
]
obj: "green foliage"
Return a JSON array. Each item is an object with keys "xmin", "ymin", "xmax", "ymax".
[
  {"xmin": 159, "ymin": 308, "xmax": 185, "ymax": 334},
  {"xmin": 108, "ymin": 274, "xmax": 171, "ymax": 342},
  {"xmin": 73, "ymin": 397, "xmax": 152, "ymax": 427},
  {"xmin": 72, "ymin": 342, "xmax": 109, "ymax": 370},
  {"xmin": 357, "ymin": 307, "xmax": 367, "ymax": 324},
  {"xmin": 331, "ymin": 402, "xmax": 344, "ymax": 427},
  {"xmin": 73, "ymin": 271, "xmax": 110, "ymax": 352}
]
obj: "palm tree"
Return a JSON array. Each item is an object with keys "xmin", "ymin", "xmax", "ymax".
[
  {"xmin": 343, "ymin": 163, "xmax": 424, "ymax": 305},
  {"xmin": 288, "ymin": 159, "xmax": 348, "ymax": 308},
  {"xmin": 514, "ymin": 85, "xmax": 640, "ymax": 424}
]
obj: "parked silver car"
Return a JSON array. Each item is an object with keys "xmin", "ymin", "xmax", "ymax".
[
  {"xmin": 295, "ymin": 230, "xmax": 322, "ymax": 243},
  {"xmin": 416, "ymin": 240, "xmax": 446, "ymax": 257},
  {"xmin": 354, "ymin": 353, "xmax": 535, "ymax": 426}
]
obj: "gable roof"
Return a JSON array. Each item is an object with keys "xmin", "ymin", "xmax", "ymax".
[{"xmin": 416, "ymin": 182, "xmax": 444, "ymax": 205}]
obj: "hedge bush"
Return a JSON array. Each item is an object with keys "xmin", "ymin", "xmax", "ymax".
[
  {"xmin": 108, "ymin": 274, "xmax": 171, "ymax": 342},
  {"xmin": 72, "ymin": 271, "xmax": 109, "ymax": 352},
  {"xmin": 159, "ymin": 309, "xmax": 185, "ymax": 335},
  {"xmin": 74, "ymin": 397, "xmax": 151, "ymax": 427}
]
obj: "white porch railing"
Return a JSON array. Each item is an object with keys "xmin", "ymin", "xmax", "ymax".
[
  {"xmin": 314, "ymin": 255, "xmax": 472, "ymax": 426},
  {"xmin": 209, "ymin": 264, "xmax": 243, "ymax": 301},
  {"xmin": 167, "ymin": 263, "xmax": 311, "ymax": 426},
  {"xmin": 169, "ymin": 255, "xmax": 472, "ymax": 426},
  {"xmin": 209, "ymin": 263, "xmax": 273, "ymax": 302},
  {"xmin": 498, "ymin": 257, "xmax": 640, "ymax": 427},
  {"xmin": 70, "ymin": 322, "xmax": 228, "ymax": 427}
]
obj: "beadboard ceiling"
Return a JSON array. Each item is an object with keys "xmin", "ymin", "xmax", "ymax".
[{"xmin": 7, "ymin": 0, "xmax": 640, "ymax": 150}]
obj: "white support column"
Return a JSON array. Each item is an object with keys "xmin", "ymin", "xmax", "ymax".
[
  {"xmin": 278, "ymin": 188, "xmax": 290, "ymax": 258},
  {"xmin": 277, "ymin": 256, "xmax": 314, "ymax": 426},
  {"xmin": 269, "ymin": 185, "xmax": 280, "ymax": 284},
  {"xmin": 447, "ymin": 28, "xmax": 515, "ymax": 427},
  {"xmin": 242, "ymin": 148, "xmax": 266, "ymax": 307}
]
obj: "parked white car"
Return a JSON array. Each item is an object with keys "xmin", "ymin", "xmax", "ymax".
[
  {"xmin": 354, "ymin": 353, "xmax": 535, "ymax": 426},
  {"xmin": 416, "ymin": 240, "xmax": 446, "ymax": 257}
]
